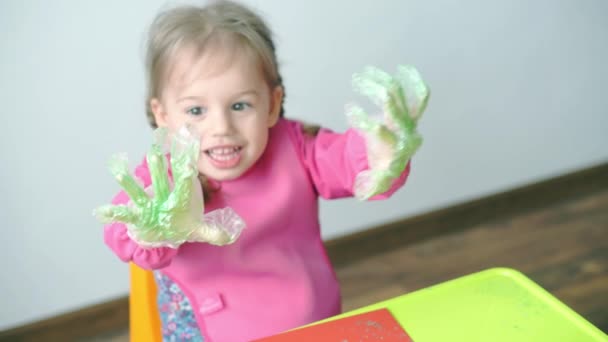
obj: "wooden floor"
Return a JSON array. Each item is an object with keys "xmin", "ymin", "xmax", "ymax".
[{"xmin": 91, "ymin": 187, "xmax": 608, "ymax": 341}]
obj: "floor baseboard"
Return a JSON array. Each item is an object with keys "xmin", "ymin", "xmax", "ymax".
[
  {"xmin": 0, "ymin": 297, "xmax": 128, "ymax": 342},
  {"xmin": 326, "ymin": 162, "xmax": 608, "ymax": 267},
  {"xmin": 2, "ymin": 162, "xmax": 606, "ymax": 342}
]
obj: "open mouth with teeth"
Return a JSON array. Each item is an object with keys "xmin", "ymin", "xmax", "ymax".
[{"xmin": 204, "ymin": 146, "xmax": 243, "ymax": 168}]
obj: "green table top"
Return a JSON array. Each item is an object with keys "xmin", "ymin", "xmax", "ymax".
[{"xmin": 327, "ymin": 268, "xmax": 607, "ymax": 341}]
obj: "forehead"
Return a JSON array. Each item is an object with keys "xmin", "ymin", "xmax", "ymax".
[{"xmin": 165, "ymin": 43, "xmax": 264, "ymax": 94}]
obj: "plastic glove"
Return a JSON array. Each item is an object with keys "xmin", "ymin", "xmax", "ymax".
[
  {"xmin": 346, "ymin": 65, "xmax": 430, "ymax": 200},
  {"xmin": 94, "ymin": 126, "xmax": 245, "ymax": 248}
]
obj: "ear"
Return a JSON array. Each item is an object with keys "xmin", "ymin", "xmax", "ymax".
[
  {"xmin": 267, "ymin": 86, "xmax": 284, "ymax": 127},
  {"xmin": 150, "ymin": 98, "xmax": 168, "ymax": 127}
]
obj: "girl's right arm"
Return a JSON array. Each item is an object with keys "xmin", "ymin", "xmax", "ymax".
[
  {"xmin": 98, "ymin": 128, "xmax": 243, "ymax": 268},
  {"xmin": 103, "ymin": 189, "xmax": 178, "ymax": 270}
]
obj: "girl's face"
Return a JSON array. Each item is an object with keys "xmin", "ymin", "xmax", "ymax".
[{"xmin": 151, "ymin": 46, "xmax": 283, "ymax": 182}]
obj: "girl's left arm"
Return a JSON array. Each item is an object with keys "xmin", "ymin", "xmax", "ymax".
[
  {"xmin": 287, "ymin": 65, "xmax": 428, "ymax": 201},
  {"xmin": 286, "ymin": 120, "xmax": 410, "ymax": 200}
]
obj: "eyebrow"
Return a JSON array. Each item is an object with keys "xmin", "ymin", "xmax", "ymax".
[
  {"xmin": 234, "ymin": 89, "xmax": 260, "ymax": 98},
  {"xmin": 177, "ymin": 90, "xmax": 259, "ymax": 103},
  {"xmin": 177, "ymin": 96, "xmax": 204, "ymax": 103}
]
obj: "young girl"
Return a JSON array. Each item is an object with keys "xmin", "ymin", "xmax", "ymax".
[{"xmin": 96, "ymin": 1, "xmax": 429, "ymax": 341}]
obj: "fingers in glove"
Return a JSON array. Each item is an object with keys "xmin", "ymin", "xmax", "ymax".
[
  {"xmin": 352, "ymin": 66, "xmax": 393, "ymax": 107},
  {"xmin": 346, "ymin": 104, "xmax": 376, "ymax": 131},
  {"xmin": 167, "ymin": 126, "xmax": 200, "ymax": 210},
  {"xmin": 94, "ymin": 204, "xmax": 138, "ymax": 224},
  {"xmin": 109, "ymin": 153, "xmax": 149, "ymax": 207},
  {"xmin": 396, "ymin": 65, "xmax": 430, "ymax": 122},
  {"xmin": 385, "ymin": 79, "xmax": 414, "ymax": 134},
  {"xmin": 147, "ymin": 143, "xmax": 171, "ymax": 203}
]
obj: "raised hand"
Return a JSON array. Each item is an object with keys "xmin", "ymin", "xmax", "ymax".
[
  {"xmin": 346, "ymin": 65, "xmax": 430, "ymax": 200},
  {"xmin": 94, "ymin": 126, "xmax": 244, "ymax": 248}
]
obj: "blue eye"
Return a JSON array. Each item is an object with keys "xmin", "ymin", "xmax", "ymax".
[
  {"xmin": 186, "ymin": 106, "xmax": 206, "ymax": 116},
  {"xmin": 231, "ymin": 102, "xmax": 250, "ymax": 111}
]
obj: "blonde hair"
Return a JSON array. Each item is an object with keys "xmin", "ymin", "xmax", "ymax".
[{"xmin": 144, "ymin": 0, "xmax": 285, "ymax": 128}]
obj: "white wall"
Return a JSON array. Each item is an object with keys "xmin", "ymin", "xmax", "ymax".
[{"xmin": 1, "ymin": 0, "xmax": 607, "ymax": 331}]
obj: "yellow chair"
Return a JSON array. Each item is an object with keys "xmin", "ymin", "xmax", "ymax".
[{"xmin": 129, "ymin": 263, "xmax": 162, "ymax": 342}]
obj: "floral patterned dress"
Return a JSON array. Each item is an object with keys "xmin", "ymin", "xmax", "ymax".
[{"xmin": 154, "ymin": 271, "xmax": 205, "ymax": 341}]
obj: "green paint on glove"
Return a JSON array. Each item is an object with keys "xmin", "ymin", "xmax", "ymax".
[
  {"xmin": 347, "ymin": 65, "xmax": 430, "ymax": 200},
  {"xmin": 94, "ymin": 125, "xmax": 245, "ymax": 248}
]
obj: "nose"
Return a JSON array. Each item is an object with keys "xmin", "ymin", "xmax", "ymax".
[{"xmin": 208, "ymin": 109, "xmax": 235, "ymax": 137}]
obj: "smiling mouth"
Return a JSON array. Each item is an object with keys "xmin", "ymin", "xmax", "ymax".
[{"xmin": 204, "ymin": 146, "xmax": 243, "ymax": 168}]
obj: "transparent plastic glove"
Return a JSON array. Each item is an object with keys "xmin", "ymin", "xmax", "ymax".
[
  {"xmin": 94, "ymin": 126, "xmax": 245, "ymax": 248},
  {"xmin": 346, "ymin": 65, "xmax": 430, "ymax": 200}
]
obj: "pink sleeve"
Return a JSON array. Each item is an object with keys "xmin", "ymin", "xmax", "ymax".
[
  {"xmin": 285, "ymin": 120, "xmax": 410, "ymax": 200},
  {"xmin": 103, "ymin": 161, "xmax": 178, "ymax": 270}
]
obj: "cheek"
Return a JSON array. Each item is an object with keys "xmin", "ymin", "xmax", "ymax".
[
  {"xmin": 166, "ymin": 115, "xmax": 203, "ymax": 138},
  {"xmin": 250, "ymin": 119, "xmax": 268, "ymax": 136},
  {"xmin": 197, "ymin": 157, "xmax": 206, "ymax": 172},
  {"xmin": 158, "ymin": 111, "xmax": 183, "ymax": 131},
  {"xmin": 252, "ymin": 127, "xmax": 270, "ymax": 153}
]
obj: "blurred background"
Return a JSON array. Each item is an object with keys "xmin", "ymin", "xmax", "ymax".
[{"xmin": 1, "ymin": 0, "xmax": 606, "ymax": 338}]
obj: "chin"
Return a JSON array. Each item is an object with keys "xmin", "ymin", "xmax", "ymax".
[
  {"xmin": 197, "ymin": 165, "xmax": 245, "ymax": 182},
  {"xmin": 209, "ymin": 172, "xmax": 242, "ymax": 181}
]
